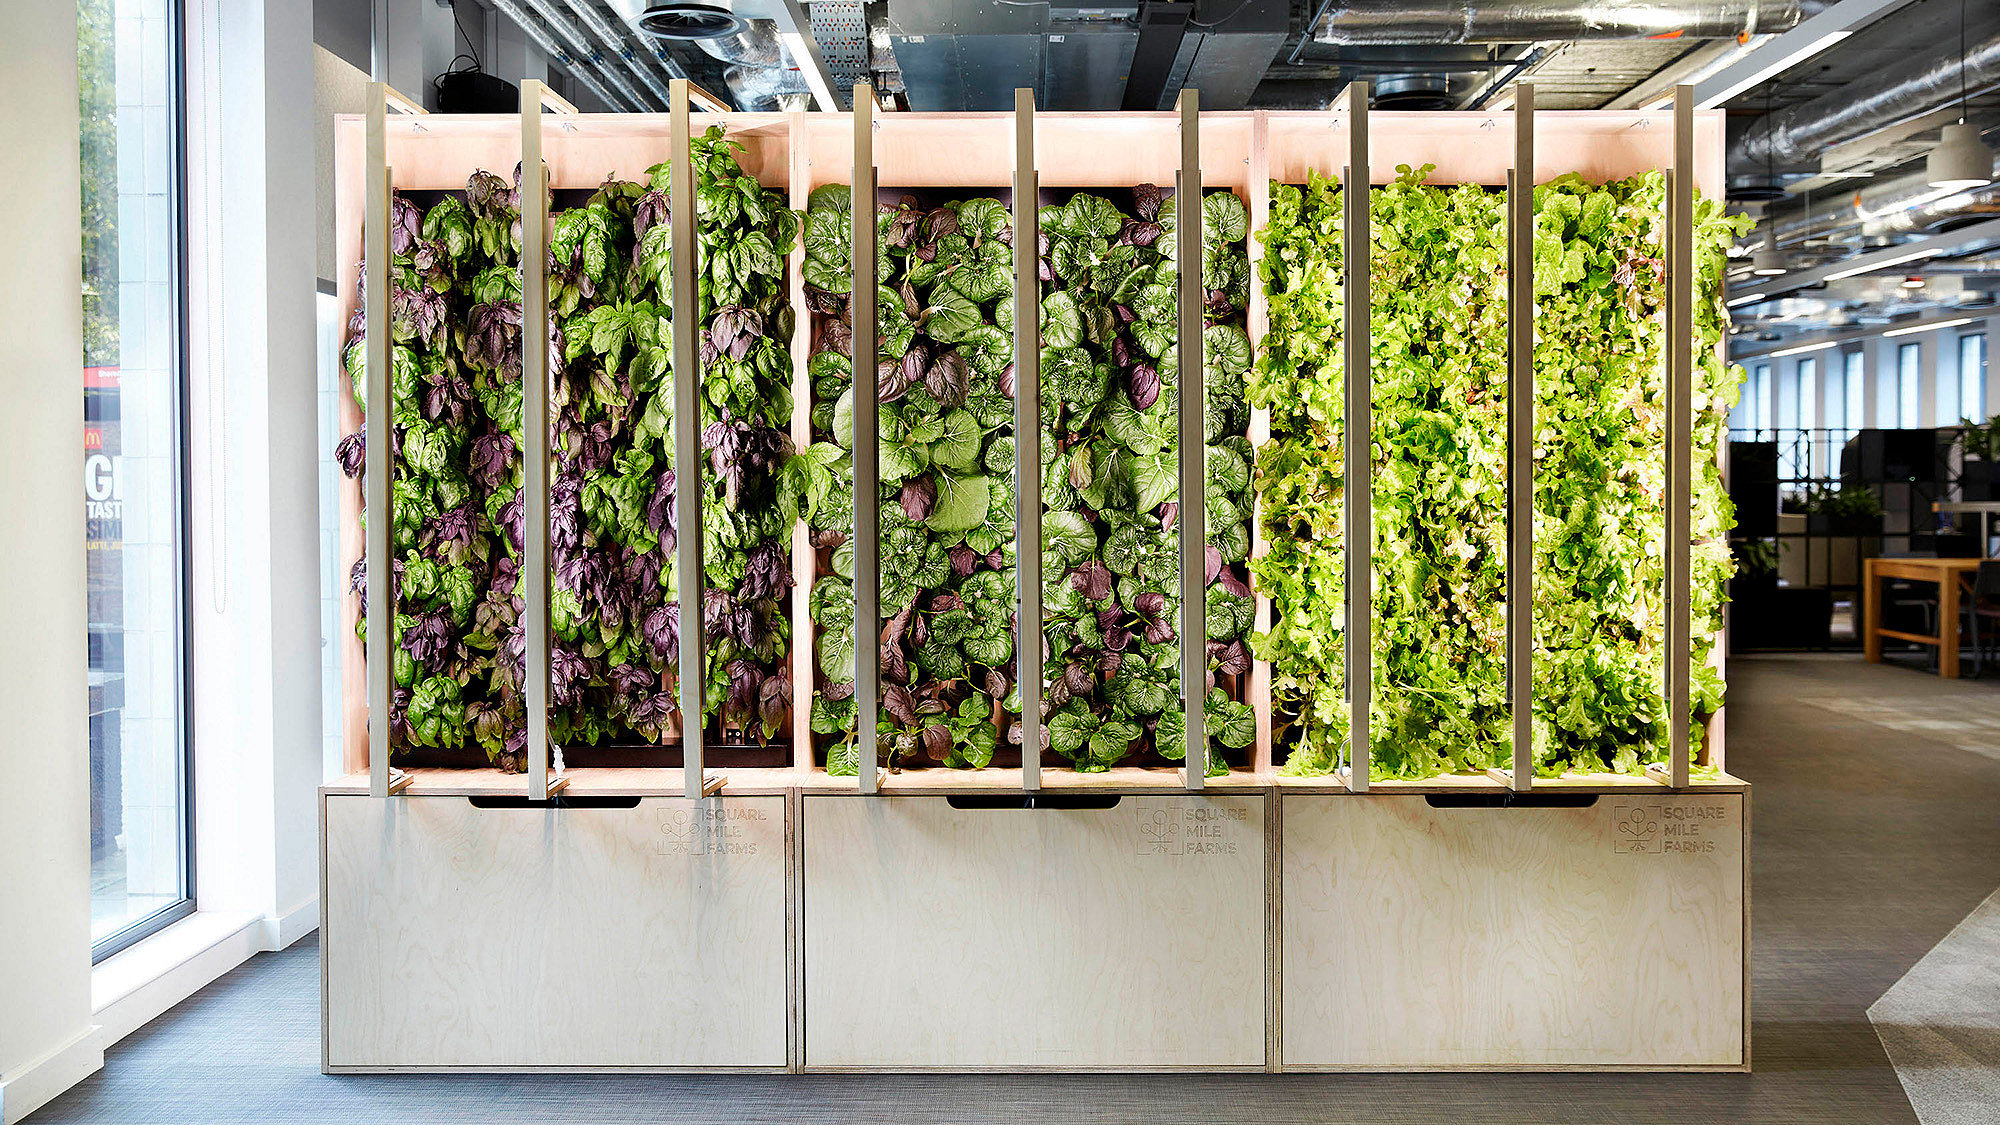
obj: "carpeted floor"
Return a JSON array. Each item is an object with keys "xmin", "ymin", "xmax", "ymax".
[{"xmin": 28, "ymin": 654, "xmax": 2000, "ymax": 1124}]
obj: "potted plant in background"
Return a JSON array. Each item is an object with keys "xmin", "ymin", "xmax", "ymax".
[
  {"xmin": 1803, "ymin": 484, "xmax": 1885, "ymax": 537},
  {"xmin": 1958, "ymin": 415, "xmax": 2000, "ymax": 501}
]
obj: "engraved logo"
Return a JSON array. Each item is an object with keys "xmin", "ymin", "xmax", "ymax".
[
  {"xmin": 1137, "ymin": 810, "xmax": 1178, "ymax": 854},
  {"xmin": 1613, "ymin": 804, "xmax": 1662, "ymax": 855}
]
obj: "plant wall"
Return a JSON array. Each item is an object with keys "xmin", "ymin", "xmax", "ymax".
[
  {"xmin": 339, "ymin": 126, "xmax": 803, "ymax": 771},
  {"xmin": 800, "ymin": 183, "xmax": 1258, "ymax": 774},
  {"xmin": 1252, "ymin": 165, "xmax": 1749, "ymax": 779},
  {"xmin": 1036, "ymin": 187, "xmax": 1257, "ymax": 772},
  {"xmin": 802, "ymin": 187, "xmax": 1022, "ymax": 775}
]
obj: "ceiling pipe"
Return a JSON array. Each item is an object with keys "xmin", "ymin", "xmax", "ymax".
[
  {"xmin": 505, "ymin": 0, "xmax": 657, "ymax": 108},
  {"xmin": 1731, "ymin": 23, "xmax": 2000, "ymax": 173},
  {"xmin": 564, "ymin": 0, "xmax": 687, "ymax": 105},
  {"xmin": 1309, "ymin": 0, "xmax": 1800, "ymax": 45},
  {"xmin": 487, "ymin": 0, "xmax": 646, "ymax": 110},
  {"xmin": 1755, "ymin": 159, "xmax": 2000, "ymax": 249}
]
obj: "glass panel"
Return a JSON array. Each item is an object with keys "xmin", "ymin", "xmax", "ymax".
[
  {"xmin": 1797, "ymin": 358, "xmax": 1817, "ymax": 476},
  {"xmin": 1962, "ymin": 334, "xmax": 1986, "ymax": 422},
  {"xmin": 1752, "ymin": 363, "xmax": 1771, "ymax": 432},
  {"xmin": 83, "ymin": 0, "xmax": 189, "ymax": 952}
]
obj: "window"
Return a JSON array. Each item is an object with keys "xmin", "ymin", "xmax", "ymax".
[
  {"xmin": 1843, "ymin": 350, "xmax": 1865, "ymax": 439},
  {"xmin": 1750, "ymin": 362, "xmax": 1771, "ymax": 433},
  {"xmin": 1963, "ymin": 334, "xmax": 1987, "ymax": 423},
  {"xmin": 1898, "ymin": 342, "xmax": 1922, "ymax": 428},
  {"xmin": 1797, "ymin": 357, "xmax": 1818, "ymax": 476},
  {"xmin": 82, "ymin": 0, "xmax": 191, "ymax": 959}
]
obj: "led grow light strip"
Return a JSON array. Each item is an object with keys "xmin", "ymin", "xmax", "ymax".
[
  {"xmin": 1177, "ymin": 89, "xmax": 1206, "ymax": 792},
  {"xmin": 669, "ymin": 81, "xmax": 715, "ymax": 800},
  {"xmin": 516, "ymin": 83, "xmax": 559, "ymax": 798},
  {"xmin": 853, "ymin": 84, "xmax": 880, "ymax": 795},
  {"xmin": 1667, "ymin": 86, "xmax": 1694, "ymax": 790},
  {"xmin": 1344, "ymin": 81, "xmax": 1372, "ymax": 793},
  {"xmin": 1014, "ymin": 88, "xmax": 1042, "ymax": 793},
  {"xmin": 1506, "ymin": 85, "xmax": 1535, "ymax": 793}
]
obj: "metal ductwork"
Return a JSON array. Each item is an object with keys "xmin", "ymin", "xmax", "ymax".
[
  {"xmin": 1757, "ymin": 165, "xmax": 2000, "ymax": 249},
  {"xmin": 629, "ymin": 5, "xmax": 810, "ymax": 111},
  {"xmin": 1732, "ymin": 24, "xmax": 2000, "ymax": 173},
  {"xmin": 1309, "ymin": 0, "xmax": 1800, "ymax": 46},
  {"xmin": 490, "ymin": 0, "xmax": 650, "ymax": 109}
]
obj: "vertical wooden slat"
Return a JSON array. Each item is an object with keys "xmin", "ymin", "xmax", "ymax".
[
  {"xmin": 364, "ymin": 87, "xmax": 391, "ymax": 799},
  {"xmin": 1013, "ymin": 88, "xmax": 1043, "ymax": 792},
  {"xmin": 670, "ymin": 80, "xmax": 709, "ymax": 800},
  {"xmin": 1667, "ymin": 86, "xmax": 1695, "ymax": 789},
  {"xmin": 1507, "ymin": 86, "xmax": 1535, "ymax": 792},
  {"xmin": 852, "ymin": 84, "xmax": 880, "ymax": 794},
  {"xmin": 1247, "ymin": 113, "xmax": 1273, "ymax": 777},
  {"xmin": 1177, "ymin": 90, "xmax": 1206, "ymax": 791},
  {"xmin": 789, "ymin": 114, "xmax": 815, "ymax": 774},
  {"xmin": 1344, "ymin": 83, "xmax": 1371, "ymax": 793},
  {"xmin": 520, "ymin": 82, "xmax": 555, "ymax": 800}
]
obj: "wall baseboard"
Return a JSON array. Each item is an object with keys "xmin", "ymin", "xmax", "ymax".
[
  {"xmin": 0, "ymin": 1027, "xmax": 103, "ymax": 1125},
  {"xmin": 90, "ymin": 905, "xmax": 312, "ymax": 1051}
]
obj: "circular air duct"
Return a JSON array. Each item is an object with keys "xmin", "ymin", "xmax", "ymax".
[
  {"xmin": 631, "ymin": 3, "xmax": 749, "ymax": 41},
  {"xmin": 1370, "ymin": 75, "xmax": 1452, "ymax": 112}
]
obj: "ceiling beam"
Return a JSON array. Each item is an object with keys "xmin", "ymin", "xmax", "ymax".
[
  {"xmin": 773, "ymin": 0, "xmax": 844, "ymax": 111},
  {"xmin": 1692, "ymin": 0, "xmax": 1921, "ymax": 108}
]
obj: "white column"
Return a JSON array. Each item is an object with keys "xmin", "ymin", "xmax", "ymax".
[{"xmin": 0, "ymin": 3, "xmax": 98, "ymax": 1122}]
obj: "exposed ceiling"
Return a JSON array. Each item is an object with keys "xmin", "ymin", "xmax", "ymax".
[{"xmin": 487, "ymin": 0, "xmax": 2000, "ymax": 338}]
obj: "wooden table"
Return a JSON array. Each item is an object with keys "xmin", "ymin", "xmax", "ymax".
[{"xmin": 1862, "ymin": 557, "xmax": 1984, "ymax": 678}]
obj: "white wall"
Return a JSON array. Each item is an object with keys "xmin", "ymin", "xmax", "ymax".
[
  {"xmin": 184, "ymin": 0, "xmax": 326, "ymax": 949},
  {"xmin": 0, "ymin": 5, "xmax": 99, "ymax": 1122}
]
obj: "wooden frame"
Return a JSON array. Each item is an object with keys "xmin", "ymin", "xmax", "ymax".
[{"xmin": 333, "ymin": 102, "xmax": 1733, "ymax": 797}]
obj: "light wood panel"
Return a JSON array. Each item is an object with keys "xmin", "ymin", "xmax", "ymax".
[
  {"xmin": 322, "ymin": 794, "xmax": 789, "ymax": 1070},
  {"xmin": 802, "ymin": 794, "xmax": 1267, "ymax": 1069},
  {"xmin": 1281, "ymin": 792, "xmax": 1747, "ymax": 1069},
  {"xmin": 1265, "ymin": 109, "xmax": 1724, "ymax": 194}
]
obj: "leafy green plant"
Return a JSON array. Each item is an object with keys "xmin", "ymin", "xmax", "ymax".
[
  {"xmin": 1961, "ymin": 415, "xmax": 2000, "ymax": 461},
  {"xmin": 1036, "ymin": 186, "xmax": 1255, "ymax": 773},
  {"xmin": 341, "ymin": 125, "xmax": 802, "ymax": 770},
  {"xmin": 1252, "ymin": 164, "xmax": 1749, "ymax": 779},
  {"xmin": 1800, "ymin": 484, "xmax": 1883, "ymax": 519},
  {"xmin": 802, "ymin": 188, "xmax": 1021, "ymax": 774}
]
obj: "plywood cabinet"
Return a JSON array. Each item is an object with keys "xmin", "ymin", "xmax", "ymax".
[
  {"xmin": 1280, "ymin": 792, "xmax": 1748, "ymax": 1070},
  {"xmin": 800, "ymin": 794, "xmax": 1269, "ymax": 1070},
  {"xmin": 321, "ymin": 793, "xmax": 791, "ymax": 1071}
]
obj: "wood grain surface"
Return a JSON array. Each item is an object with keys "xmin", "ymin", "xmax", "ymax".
[
  {"xmin": 1281, "ymin": 792, "xmax": 1746, "ymax": 1069},
  {"xmin": 802, "ymin": 794, "xmax": 1268, "ymax": 1069},
  {"xmin": 323, "ymin": 794, "xmax": 789, "ymax": 1070}
]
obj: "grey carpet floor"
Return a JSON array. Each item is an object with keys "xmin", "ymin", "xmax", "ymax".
[
  {"xmin": 1869, "ymin": 887, "xmax": 2000, "ymax": 1124},
  {"xmin": 29, "ymin": 655, "xmax": 2000, "ymax": 1124}
]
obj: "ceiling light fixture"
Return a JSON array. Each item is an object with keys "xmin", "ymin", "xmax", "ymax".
[
  {"xmin": 1824, "ymin": 246, "xmax": 1941, "ymax": 281},
  {"xmin": 1727, "ymin": 291, "xmax": 1769, "ymax": 307},
  {"xmin": 1767, "ymin": 340, "xmax": 1837, "ymax": 358},
  {"xmin": 1929, "ymin": 0, "xmax": 1994, "ymax": 190},
  {"xmin": 1901, "ymin": 276, "xmax": 1926, "ymax": 289},
  {"xmin": 1884, "ymin": 316, "xmax": 1976, "ymax": 338}
]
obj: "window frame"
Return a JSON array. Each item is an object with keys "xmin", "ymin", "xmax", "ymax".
[{"xmin": 89, "ymin": 0, "xmax": 196, "ymax": 965}]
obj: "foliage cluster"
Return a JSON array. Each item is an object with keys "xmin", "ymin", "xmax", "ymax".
[{"xmin": 1251, "ymin": 164, "xmax": 1749, "ymax": 778}]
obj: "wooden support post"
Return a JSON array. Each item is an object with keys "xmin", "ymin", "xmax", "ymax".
[
  {"xmin": 670, "ymin": 80, "xmax": 717, "ymax": 801},
  {"xmin": 522, "ymin": 81, "xmax": 556, "ymax": 801},
  {"xmin": 853, "ymin": 84, "xmax": 880, "ymax": 794},
  {"xmin": 1014, "ymin": 88, "xmax": 1043, "ymax": 793},
  {"xmin": 365, "ymin": 86, "xmax": 392, "ymax": 800},
  {"xmin": 1247, "ymin": 114, "xmax": 1273, "ymax": 776},
  {"xmin": 1343, "ymin": 82, "xmax": 1372, "ymax": 794},
  {"xmin": 1177, "ymin": 89, "xmax": 1206, "ymax": 792},
  {"xmin": 1667, "ymin": 85, "xmax": 1694, "ymax": 790},
  {"xmin": 1505, "ymin": 85, "xmax": 1535, "ymax": 792},
  {"xmin": 789, "ymin": 115, "xmax": 816, "ymax": 775}
]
